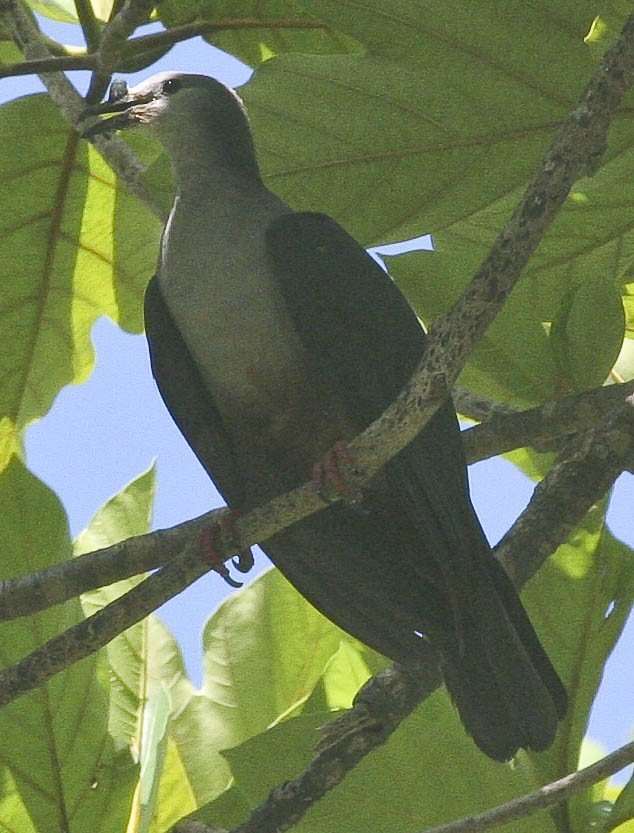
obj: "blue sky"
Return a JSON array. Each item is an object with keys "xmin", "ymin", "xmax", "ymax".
[{"xmin": 3, "ymin": 21, "xmax": 633, "ymax": 775}]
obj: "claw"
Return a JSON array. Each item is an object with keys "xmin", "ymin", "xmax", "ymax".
[
  {"xmin": 233, "ymin": 549, "xmax": 254, "ymax": 573},
  {"xmin": 198, "ymin": 514, "xmax": 254, "ymax": 587}
]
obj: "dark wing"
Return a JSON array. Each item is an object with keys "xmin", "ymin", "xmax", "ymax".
[
  {"xmin": 144, "ymin": 276, "xmax": 244, "ymax": 506},
  {"xmin": 265, "ymin": 212, "xmax": 565, "ymax": 760},
  {"xmin": 265, "ymin": 211, "xmax": 473, "ymax": 538}
]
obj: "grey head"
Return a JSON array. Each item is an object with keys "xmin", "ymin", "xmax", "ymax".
[{"xmin": 82, "ymin": 72, "xmax": 259, "ymax": 179}]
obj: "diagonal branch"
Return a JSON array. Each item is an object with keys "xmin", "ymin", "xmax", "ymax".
[
  {"xmin": 498, "ymin": 394, "xmax": 634, "ymax": 587},
  {"xmin": 0, "ymin": 510, "xmax": 232, "ymax": 707},
  {"xmin": 0, "ymin": 508, "xmax": 221, "ymax": 621}
]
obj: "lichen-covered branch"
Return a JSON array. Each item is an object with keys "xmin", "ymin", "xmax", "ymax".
[{"xmin": 461, "ymin": 381, "xmax": 634, "ymax": 463}]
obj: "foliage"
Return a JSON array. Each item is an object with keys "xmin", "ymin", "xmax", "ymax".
[{"xmin": 0, "ymin": 2, "xmax": 633, "ymax": 832}]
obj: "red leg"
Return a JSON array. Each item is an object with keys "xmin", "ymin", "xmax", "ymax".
[{"xmin": 312, "ymin": 441, "xmax": 363, "ymax": 504}]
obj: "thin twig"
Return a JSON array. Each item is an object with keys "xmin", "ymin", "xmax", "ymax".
[
  {"xmin": 414, "ymin": 737, "xmax": 634, "ymax": 833},
  {"xmin": 0, "ymin": 16, "xmax": 329, "ymax": 80},
  {"xmin": 89, "ymin": 0, "xmax": 155, "ymax": 98},
  {"xmin": 0, "ymin": 52, "xmax": 96, "ymax": 78},
  {"xmin": 74, "ymin": 0, "xmax": 101, "ymax": 52}
]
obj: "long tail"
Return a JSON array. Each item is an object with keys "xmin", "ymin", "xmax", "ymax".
[{"xmin": 440, "ymin": 555, "xmax": 567, "ymax": 761}]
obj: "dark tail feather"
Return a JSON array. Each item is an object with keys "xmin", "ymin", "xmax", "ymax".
[{"xmin": 440, "ymin": 555, "xmax": 566, "ymax": 761}]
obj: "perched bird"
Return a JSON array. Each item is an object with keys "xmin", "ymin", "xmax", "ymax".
[{"xmin": 83, "ymin": 72, "xmax": 566, "ymax": 760}]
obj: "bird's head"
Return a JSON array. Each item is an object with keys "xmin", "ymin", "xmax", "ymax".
[
  {"xmin": 82, "ymin": 72, "xmax": 245, "ymax": 136},
  {"xmin": 81, "ymin": 72, "xmax": 258, "ymax": 179}
]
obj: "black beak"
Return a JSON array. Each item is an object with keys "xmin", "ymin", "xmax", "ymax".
[{"xmin": 80, "ymin": 83, "xmax": 154, "ymax": 138}]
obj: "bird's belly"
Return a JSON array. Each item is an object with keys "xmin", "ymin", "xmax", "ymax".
[{"xmin": 158, "ymin": 240, "xmax": 350, "ymax": 498}]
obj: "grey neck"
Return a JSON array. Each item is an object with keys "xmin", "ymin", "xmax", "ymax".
[{"xmin": 164, "ymin": 107, "xmax": 261, "ymax": 195}]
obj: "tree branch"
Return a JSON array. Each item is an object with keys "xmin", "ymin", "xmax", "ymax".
[
  {"xmin": 0, "ymin": 508, "xmax": 222, "ymax": 621},
  {"xmin": 4, "ymin": 380, "xmax": 629, "ymax": 623},
  {"xmin": 462, "ymin": 380, "xmax": 634, "ymax": 463},
  {"xmin": 452, "ymin": 386, "xmax": 518, "ymax": 424},
  {"xmin": 498, "ymin": 394, "xmax": 634, "ymax": 587},
  {"xmin": 0, "ymin": 510, "xmax": 234, "ymax": 707},
  {"xmin": 0, "ymin": 17, "xmax": 330, "ymax": 80},
  {"xmin": 227, "ymin": 661, "xmax": 442, "ymax": 833},
  {"xmin": 88, "ymin": 0, "xmax": 155, "ymax": 98},
  {"xmin": 0, "ymin": 52, "xmax": 96, "ymax": 77}
]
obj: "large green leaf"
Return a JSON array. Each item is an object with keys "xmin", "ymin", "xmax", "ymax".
[
  {"xmin": 0, "ymin": 94, "xmax": 161, "ymax": 430},
  {"xmin": 240, "ymin": 1, "xmax": 610, "ymax": 245},
  {"xmin": 520, "ymin": 507, "xmax": 634, "ymax": 828},
  {"xmin": 302, "ymin": 0, "xmax": 598, "ymax": 91},
  {"xmin": 244, "ymin": 51, "xmax": 568, "ymax": 244},
  {"xmin": 76, "ymin": 464, "xmax": 157, "ymax": 748},
  {"xmin": 199, "ymin": 568, "xmax": 360, "ymax": 745},
  {"xmin": 76, "ymin": 467, "xmax": 231, "ymax": 829},
  {"xmin": 0, "ymin": 460, "xmax": 136, "ymax": 833},
  {"xmin": 194, "ymin": 702, "xmax": 559, "ymax": 833},
  {"xmin": 158, "ymin": 0, "xmax": 359, "ymax": 68}
]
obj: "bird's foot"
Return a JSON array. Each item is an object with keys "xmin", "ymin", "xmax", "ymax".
[
  {"xmin": 199, "ymin": 511, "xmax": 254, "ymax": 588},
  {"xmin": 312, "ymin": 441, "xmax": 363, "ymax": 505}
]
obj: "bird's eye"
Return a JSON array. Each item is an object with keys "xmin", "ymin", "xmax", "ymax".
[
  {"xmin": 162, "ymin": 78, "xmax": 182, "ymax": 96},
  {"xmin": 108, "ymin": 79, "xmax": 128, "ymax": 103}
]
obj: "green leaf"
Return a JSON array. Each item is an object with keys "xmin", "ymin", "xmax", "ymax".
[
  {"xmin": 302, "ymin": 0, "xmax": 598, "ymax": 92},
  {"xmin": 77, "ymin": 465, "xmax": 156, "ymax": 747},
  {"xmin": 321, "ymin": 639, "xmax": 373, "ymax": 710},
  {"xmin": 75, "ymin": 463, "xmax": 156, "ymax": 557},
  {"xmin": 0, "ymin": 460, "xmax": 137, "ymax": 833},
  {"xmin": 0, "ymin": 95, "xmax": 161, "ymax": 429},
  {"xmin": 76, "ymin": 466, "xmax": 230, "ymax": 827},
  {"xmin": 158, "ymin": 0, "xmax": 359, "ymax": 68},
  {"xmin": 610, "ymin": 773, "xmax": 634, "ymax": 832},
  {"xmin": 22, "ymin": 0, "xmax": 79, "ymax": 23},
  {"xmin": 196, "ymin": 702, "xmax": 559, "ymax": 833},
  {"xmin": 520, "ymin": 507, "xmax": 634, "ymax": 824},
  {"xmin": 550, "ymin": 278, "xmax": 625, "ymax": 392},
  {"xmin": 200, "ymin": 568, "xmax": 351, "ymax": 745},
  {"xmin": 244, "ymin": 51, "xmax": 573, "ymax": 245}
]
